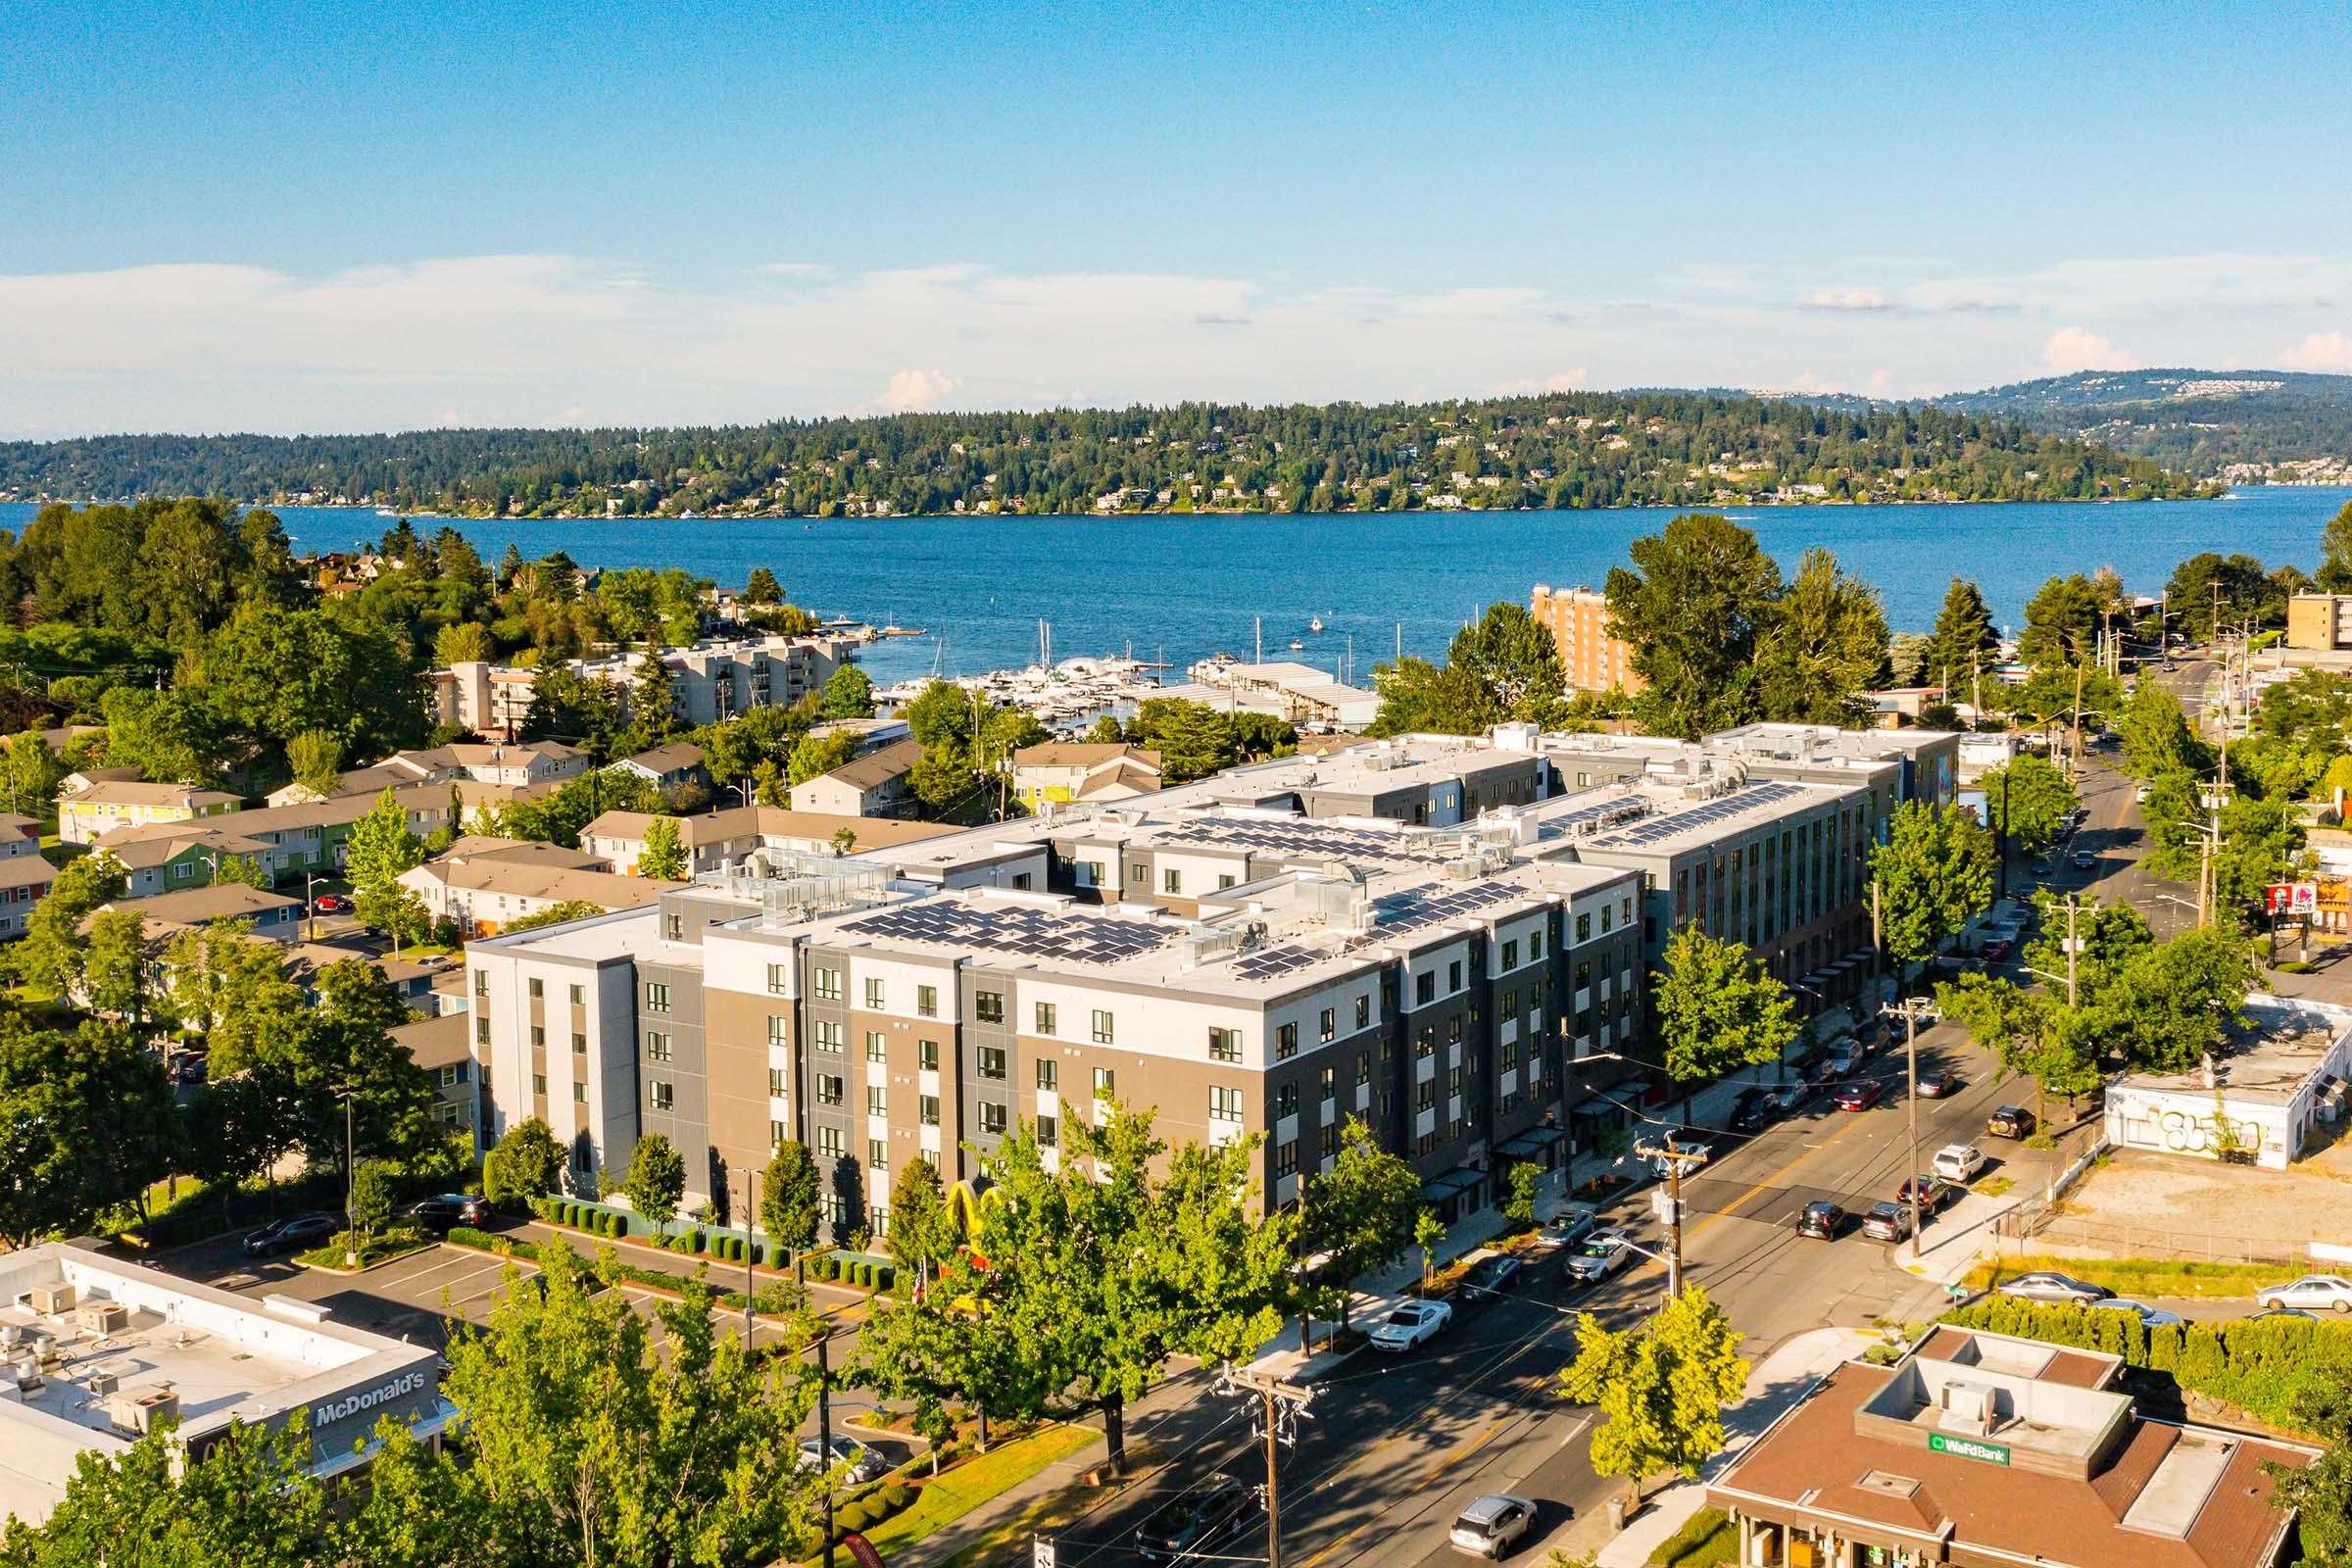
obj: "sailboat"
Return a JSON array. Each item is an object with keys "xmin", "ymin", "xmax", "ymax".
[{"xmin": 1309, "ymin": 615, "xmax": 1325, "ymax": 633}]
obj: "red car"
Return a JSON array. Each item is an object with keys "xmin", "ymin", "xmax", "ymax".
[
  {"xmin": 313, "ymin": 894, "xmax": 353, "ymax": 913},
  {"xmin": 1833, "ymin": 1079, "xmax": 1886, "ymax": 1111}
]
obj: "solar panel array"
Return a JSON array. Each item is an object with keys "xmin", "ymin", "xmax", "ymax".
[
  {"xmin": 1589, "ymin": 782, "xmax": 1805, "ymax": 849},
  {"xmin": 1153, "ymin": 818, "xmax": 1452, "ymax": 865},
  {"xmin": 839, "ymin": 903, "xmax": 1175, "ymax": 965},
  {"xmin": 1368, "ymin": 877, "xmax": 1527, "ymax": 933},
  {"xmin": 1229, "ymin": 944, "xmax": 1323, "ymax": 982}
]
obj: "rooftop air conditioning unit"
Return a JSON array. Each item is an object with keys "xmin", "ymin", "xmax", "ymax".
[
  {"xmin": 84, "ymin": 1369, "xmax": 119, "ymax": 1398},
  {"xmin": 1938, "ymin": 1379, "xmax": 1996, "ymax": 1437},
  {"xmin": 28, "ymin": 1284, "xmax": 74, "ymax": 1316},
  {"xmin": 0, "ymin": 1324, "xmax": 21, "ymax": 1351},
  {"xmin": 77, "ymin": 1302, "xmax": 128, "ymax": 1336}
]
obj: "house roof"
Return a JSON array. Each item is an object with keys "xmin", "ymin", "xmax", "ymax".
[
  {"xmin": 62, "ymin": 781, "xmax": 241, "ymax": 809},
  {"xmin": 808, "ymin": 736, "xmax": 922, "ymax": 791},
  {"xmin": 400, "ymin": 858, "xmax": 672, "ymax": 910},
  {"xmin": 100, "ymin": 827, "xmax": 275, "ymax": 872},
  {"xmin": 392, "ymin": 1012, "xmax": 473, "ymax": 1070},
  {"xmin": 204, "ymin": 782, "xmax": 452, "ymax": 836},
  {"xmin": 1012, "ymin": 743, "xmax": 1164, "ymax": 772},
  {"xmin": 0, "ymin": 814, "xmax": 39, "ymax": 844},
  {"xmin": 581, "ymin": 806, "xmax": 956, "ymax": 854},
  {"xmin": 101, "ymin": 884, "xmax": 303, "ymax": 926},
  {"xmin": 619, "ymin": 742, "xmax": 706, "ymax": 775},
  {"xmin": 434, "ymin": 838, "xmax": 606, "ymax": 872},
  {"xmin": 0, "ymin": 855, "xmax": 53, "ymax": 889}
]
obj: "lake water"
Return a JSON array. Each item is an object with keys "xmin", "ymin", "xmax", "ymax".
[{"xmin": 3, "ymin": 487, "xmax": 2344, "ymax": 688}]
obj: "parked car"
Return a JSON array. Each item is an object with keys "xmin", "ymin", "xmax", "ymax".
[
  {"xmin": 1915, "ymin": 1069, "xmax": 1957, "ymax": 1100},
  {"xmin": 2070, "ymin": 850, "xmax": 2096, "ymax": 871},
  {"xmin": 2135, "ymin": 783, "xmax": 2154, "ymax": 804},
  {"xmin": 1728, "ymin": 1087, "xmax": 1777, "ymax": 1134},
  {"xmin": 1565, "ymin": 1231, "xmax": 1636, "ymax": 1285},
  {"xmin": 1136, "ymin": 1476, "xmax": 1259, "ymax": 1566},
  {"xmin": 2029, "ymin": 857, "xmax": 2054, "ymax": 877},
  {"xmin": 1822, "ymin": 1038, "xmax": 1863, "ymax": 1081},
  {"xmin": 2255, "ymin": 1276, "xmax": 2352, "ymax": 1314},
  {"xmin": 1933, "ymin": 1144, "xmax": 1986, "ymax": 1183},
  {"xmin": 313, "ymin": 893, "xmax": 353, "ymax": 913},
  {"xmin": 2251, "ymin": 1307, "xmax": 2318, "ymax": 1322},
  {"xmin": 1766, "ymin": 1079, "xmax": 1810, "ymax": 1115},
  {"xmin": 1794, "ymin": 1200, "xmax": 1847, "ymax": 1240},
  {"xmin": 407, "ymin": 1193, "xmax": 495, "ymax": 1232},
  {"xmin": 1369, "ymin": 1299, "xmax": 1452, "ymax": 1351},
  {"xmin": 1648, "ymin": 1128, "xmax": 1710, "ymax": 1172},
  {"xmin": 1895, "ymin": 1174, "xmax": 1958, "ymax": 1214},
  {"xmin": 1833, "ymin": 1079, "xmax": 1886, "ymax": 1111},
  {"xmin": 242, "ymin": 1212, "xmax": 340, "ymax": 1256},
  {"xmin": 1997, "ymin": 1271, "xmax": 2113, "ymax": 1304},
  {"xmin": 1457, "ymin": 1254, "xmax": 1523, "ymax": 1301},
  {"xmin": 2094, "ymin": 1299, "xmax": 2184, "ymax": 1328},
  {"xmin": 1979, "ymin": 935, "xmax": 2015, "ymax": 962},
  {"xmin": 1860, "ymin": 1201, "xmax": 1913, "ymax": 1242},
  {"xmin": 1985, "ymin": 1104, "xmax": 2037, "ymax": 1140},
  {"xmin": 796, "ymin": 1436, "xmax": 883, "ymax": 1486},
  {"xmin": 1533, "ymin": 1205, "xmax": 1601, "ymax": 1251},
  {"xmin": 169, "ymin": 1051, "xmax": 209, "ymax": 1085},
  {"xmin": 1448, "ymin": 1494, "xmax": 1537, "ymax": 1559}
]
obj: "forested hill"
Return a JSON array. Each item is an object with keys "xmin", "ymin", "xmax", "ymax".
[
  {"xmin": 1935, "ymin": 368, "xmax": 2352, "ymax": 477},
  {"xmin": 0, "ymin": 392, "xmax": 2204, "ymax": 519}
]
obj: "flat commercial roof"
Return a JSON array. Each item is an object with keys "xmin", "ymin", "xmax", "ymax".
[{"xmin": 2118, "ymin": 994, "xmax": 2352, "ymax": 1106}]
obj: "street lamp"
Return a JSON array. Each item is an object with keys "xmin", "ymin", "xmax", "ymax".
[{"xmin": 304, "ymin": 872, "xmax": 329, "ymax": 941}]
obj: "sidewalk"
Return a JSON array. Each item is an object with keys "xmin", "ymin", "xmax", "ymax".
[{"xmin": 1579, "ymin": 1326, "xmax": 1871, "ymax": 1567}]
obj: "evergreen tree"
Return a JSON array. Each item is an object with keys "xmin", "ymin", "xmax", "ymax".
[
  {"xmin": 621, "ymin": 1133, "xmax": 686, "ymax": 1231},
  {"xmin": 1606, "ymin": 514, "xmax": 1783, "ymax": 739},
  {"xmin": 1925, "ymin": 577, "xmax": 1999, "ymax": 698}
]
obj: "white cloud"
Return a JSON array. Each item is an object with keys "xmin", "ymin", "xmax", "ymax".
[
  {"xmin": 2040, "ymin": 326, "xmax": 2137, "ymax": 374},
  {"xmin": 1495, "ymin": 369, "xmax": 1588, "ymax": 395},
  {"xmin": 1799, "ymin": 287, "xmax": 1893, "ymax": 313},
  {"xmin": 2278, "ymin": 331, "xmax": 2352, "ymax": 372},
  {"xmin": 877, "ymin": 369, "xmax": 962, "ymax": 413}
]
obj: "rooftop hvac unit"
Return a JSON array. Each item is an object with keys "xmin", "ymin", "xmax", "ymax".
[
  {"xmin": 78, "ymin": 1301, "xmax": 128, "ymax": 1336},
  {"xmin": 27, "ymin": 1284, "xmax": 74, "ymax": 1316},
  {"xmin": 84, "ymin": 1369, "xmax": 118, "ymax": 1397},
  {"xmin": 0, "ymin": 1324, "xmax": 21, "ymax": 1351},
  {"xmin": 1937, "ymin": 1379, "xmax": 1996, "ymax": 1437}
]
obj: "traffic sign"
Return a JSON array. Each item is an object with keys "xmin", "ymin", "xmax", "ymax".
[{"xmin": 1033, "ymin": 1538, "xmax": 1057, "ymax": 1568}]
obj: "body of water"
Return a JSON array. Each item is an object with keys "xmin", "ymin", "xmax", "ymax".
[{"xmin": 3, "ymin": 488, "xmax": 2344, "ymax": 688}]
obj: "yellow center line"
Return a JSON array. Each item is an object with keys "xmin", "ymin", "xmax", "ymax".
[{"xmin": 1633, "ymin": 1107, "xmax": 1875, "ymax": 1275}]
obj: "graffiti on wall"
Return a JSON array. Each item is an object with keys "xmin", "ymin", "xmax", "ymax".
[{"xmin": 2129, "ymin": 1101, "xmax": 2270, "ymax": 1161}]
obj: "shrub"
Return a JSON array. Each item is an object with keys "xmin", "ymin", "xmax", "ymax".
[
  {"xmin": 691, "ymin": 1230, "xmax": 707, "ymax": 1254},
  {"xmin": 447, "ymin": 1225, "xmax": 495, "ymax": 1250},
  {"xmin": 878, "ymin": 1481, "xmax": 915, "ymax": 1513},
  {"xmin": 874, "ymin": 1263, "xmax": 895, "ymax": 1291},
  {"xmin": 607, "ymin": 1212, "xmax": 625, "ymax": 1238},
  {"xmin": 747, "ymin": 1241, "xmax": 764, "ymax": 1266},
  {"xmin": 834, "ymin": 1499, "xmax": 872, "ymax": 1534},
  {"xmin": 668, "ymin": 1232, "xmax": 694, "ymax": 1254}
]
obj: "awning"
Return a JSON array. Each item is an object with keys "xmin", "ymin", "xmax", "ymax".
[
  {"xmin": 1419, "ymin": 1167, "xmax": 1485, "ymax": 1201},
  {"xmin": 1570, "ymin": 1082, "xmax": 1646, "ymax": 1119},
  {"xmin": 1496, "ymin": 1127, "xmax": 1567, "ymax": 1160}
]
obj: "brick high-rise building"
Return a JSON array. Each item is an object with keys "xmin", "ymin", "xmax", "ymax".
[{"xmin": 1530, "ymin": 584, "xmax": 1642, "ymax": 695}]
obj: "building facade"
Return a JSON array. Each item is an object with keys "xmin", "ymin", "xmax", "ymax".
[{"xmin": 1530, "ymin": 584, "xmax": 1642, "ymax": 695}]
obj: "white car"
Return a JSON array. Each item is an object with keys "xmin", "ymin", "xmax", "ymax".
[
  {"xmin": 1565, "ymin": 1230, "xmax": 1636, "ymax": 1286},
  {"xmin": 1933, "ymin": 1144, "xmax": 1985, "ymax": 1183},
  {"xmin": 1369, "ymin": 1299, "xmax": 1452, "ymax": 1351},
  {"xmin": 2257, "ymin": 1275, "xmax": 2352, "ymax": 1314},
  {"xmin": 1448, "ymin": 1494, "xmax": 1537, "ymax": 1558}
]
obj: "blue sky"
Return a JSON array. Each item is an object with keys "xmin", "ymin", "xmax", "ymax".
[{"xmin": 3, "ymin": 0, "xmax": 2349, "ymax": 435}]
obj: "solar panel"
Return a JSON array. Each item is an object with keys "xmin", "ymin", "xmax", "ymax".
[{"xmin": 839, "ymin": 903, "xmax": 1179, "ymax": 965}]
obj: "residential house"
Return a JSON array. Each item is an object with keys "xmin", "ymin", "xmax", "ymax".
[
  {"xmin": 788, "ymin": 737, "xmax": 922, "ymax": 817},
  {"xmin": 395, "ymin": 1011, "xmax": 484, "ymax": 1147},
  {"xmin": 1009, "ymin": 744, "xmax": 1164, "ymax": 811},
  {"xmin": 97, "ymin": 823, "xmax": 285, "ymax": 899},
  {"xmin": 99, "ymin": 782, "xmax": 462, "ymax": 881},
  {"xmin": 398, "ymin": 839, "xmax": 670, "ymax": 937},
  {"xmin": 264, "ymin": 741, "xmax": 588, "ymax": 808},
  {"xmin": 0, "ymin": 815, "xmax": 53, "ymax": 940},
  {"xmin": 614, "ymin": 742, "xmax": 709, "ymax": 793},
  {"xmin": 582, "ymin": 806, "xmax": 955, "ymax": 876},
  {"xmin": 97, "ymin": 884, "xmax": 306, "ymax": 943},
  {"xmin": 59, "ymin": 781, "xmax": 242, "ymax": 846}
]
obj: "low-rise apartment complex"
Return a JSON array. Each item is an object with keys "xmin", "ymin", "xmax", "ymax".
[
  {"xmin": 58, "ymin": 781, "xmax": 241, "ymax": 846},
  {"xmin": 431, "ymin": 634, "xmax": 843, "ymax": 737},
  {"xmin": 789, "ymin": 737, "xmax": 923, "ymax": 817},
  {"xmin": 583, "ymin": 807, "xmax": 955, "ymax": 877}
]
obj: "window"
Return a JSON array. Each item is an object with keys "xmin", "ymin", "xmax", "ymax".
[
  {"xmin": 770, "ymin": 1120, "xmax": 788, "ymax": 1148},
  {"xmin": 571, "ymin": 1082, "xmax": 587, "ymax": 1103},
  {"xmin": 1035, "ymin": 1002, "xmax": 1057, "ymax": 1035},
  {"xmin": 918, "ymin": 1039, "xmax": 940, "ymax": 1072},
  {"xmin": 1415, "ymin": 1026, "xmax": 1435, "ymax": 1059},
  {"xmin": 528, "ymin": 977, "xmax": 543, "ymax": 999},
  {"xmin": 533, "ymin": 1072, "xmax": 548, "ymax": 1096},
  {"xmin": 816, "ymin": 1126, "xmax": 844, "ymax": 1157},
  {"xmin": 1318, "ymin": 1007, "xmax": 1335, "ymax": 1043},
  {"xmin": 475, "ymin": 1017, "xmax": 490, "ymax": 1045},
  {"xmin": 650, "ymin": 1080, "xmax": 673, "ymax": 1110},
  {"xmin": 767, "ymin": 962, "xmax": 789, "ymax": 995},
  {"xmin": 1208, "ymin": 1027, "xmax": 1242, "ymax": 1062},
  {"xmin": 1530, "ymin": 928, "xmax": 1544, "ymax": 958},
  {"xmin": 1276, "ymin": 1021, "xmax": 1298, "ymax": 1059},
  {"xmin": 1276, "ymin": 1082, "xmax": 1298, "ymax": 1118},
  {"xmin": 1416, "ymin": 1080, "xmax": 1435, "ymax": 1112},
  {"xmin": 1130, "ymin": 862, "xmax": 1147, "ymax": 883},
  {"xmin": 1500, "ymin": 1041, "xmax": 1519, "ymax": 1072},
  {"xmin": 863, "ymin": 976, "xmax": 884, "ymax": 1008},
  {"xmin": 569, "ymin": 983, "xmax": 584, "ymax": 1004},
  {"xmin": 1209, "ymin": 1086, "xmax": 1244, "ymax": 1121},
  {"xmin": 769, "ymin": 1068, "xmax": 787, "ymax": 1097},
  {"xmin": 663, "ymin": 912, "xmax": 683, "ymax": 942},
  {"xmin": 1500, "ymin": 991, "xmax": 1518, "ymax": 1021},
  {"xmin": 865, "ymin": 1031, "xmax": 887, "ymax": 1063},
  {"xmin": 1082, "ymin": 860, "xmax": 1104, "ymax": 886},
  {"xmin": 815, "ymin": 1074, "xmax": 844, "ymax": 1106},
  {"xmin": 1415, "ymin": 1130, "xmax": 1437, "ymax": 1156},
  {"xmin": 977, "ymin": 1102, "xmax": 1007, "ymax": 1136},
  {"xmin": 1091, "ymin": 1009, "xmax": 1114, "ymax": 1044},
  {"xmin": 1319, "ymin": 1065, "xmax": 1335, "ymax": 1101},
  {"xmin": 1415, "ymin": 971, "xmax": 1435, "ymax": 1006},
  {"xmin": 1501, "ymin": 939, "xmax": 1519, "ymax": 970},
  {"xmin": 977, "ymin": 1046, "xmax": 1006, "ymax": 1081},
  {"xmin": 1273, "ymin": 1141, "xmax": 1298, "ymax": 1177},
  {"xmin": 1355, "ymin": 995, "xmax": 1371, "ymax": 1029},
  {"xmin": 1037, "ymin": 1114, "xmax": 1058, "ymax": 1147},
  {"xmin": 916, "ymin": 985, "xmax": 938, "ymax": 1018},
  {"xmin": 1164, "ymin": 867, "xmax": 1182, "ymax": 895},
  {"xmin": 645, "ymin": 982, "xmax": 670, "ymax": 1011},
  {"xmin": 645, "ymin": 1031, "xmax": 672, "ymax": 1061},
  {"xmin": 812, "ymin": 1020, "xmax": 844, "ymax": 1054},
  {"xmin": 570, "ymin": 1030, "xmax": 587, "ymax": 1054},
  {"xmin": 867, "ymin": 1085, "xmax": 887, "ymax": 1116},
  {"xmin": 530, "ymin": 1025, "xmax": 546, "ymax": 1048},
  {"xmin": 1447, "ymin": 960, "xmax": 1462, "ymax": 992},
  {"xmin": 473, "ymin": 969, "xmax": 489, "ymax": 996},
  {"xmin": 813, "ymin": 966, "xmax": 841, "ymax": 1001},
  {"xmin": 1355, "ymin": 1052, "xmax": 1371, "ymax": 1087},
  {"xmin": 1575, "ymin": 912, "xmax": 1591, "ymax": 943},
  {"xmin": 438, "ymin": 1063, "xmax": 463, "ymax": 1088},
  {"xmin": 1093, "ymin": 1066, "xmax": 1116, "ymax": 1099},
  {"xmin": 919, "ymin": 1095, "xmax": 940, "ymax": 1126},
  {"xmin": 1447, "ymin": 1065, "xmax": 1463, "ymax": 1098},
  {"xmin": 1600, "ymin": 903, "xmax": 1612, "ymax": 934},
  {"xmin": 870, "ymin": 1138, "xmax": 888, "ymax": 1170},
  {"xmin": 975, "ymin": 991, "xmax": 1004, "ymax": 1025},
  {"xmin": 1217, "ymin": 873, "xmax": 1236, "ymax": 891}
]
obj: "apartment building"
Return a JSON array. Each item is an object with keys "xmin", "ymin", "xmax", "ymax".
[
  {"xmin": 582, "ymin": 807, "xmax": 955, "ymax": 877},
  {"xmin": 789, "ymin": 737, "xmax": 923, "ymax": 817},
  {"xmin": 265, "ymin": 741, "xmax": 588, "ymax": 807},
  {"xmin": 96, "ymin": 884, "xmax": 306, "ymax": 942},
  {"xmin": 470, "ymin": 795, "xmax": 1645, "ymax": 1235},
  {"xmin": 430, "ymin": 634, "xmax": 843, "ymax": 738},
  {"xmin": 393, "ymin": 1012, "xmax": 483, "ymax": 1146},
  {"xmin": 397, "ymin": 838, "xmax": 669, "ymax": 936},
  {"xmin": 1009, "ymin": 744, "xmax": 1164, "ymax": 811},
  {"xmin": 2287, "ymin": 592, "xmax": 2352, "ymax": 652},
  {"xmin": 94, "ymin": 781, "xmax": 462, "ymax": 882},
  {"xmin": 1529, "ymin": 584, "xmax": 1642, "ymax": 695},
  {"xmin": 0, "ymin": 814, "xmax": 52, "ymax": 939},
  {"xmin": 57, "ymin": 781, "xmax": 241, "ymax": 846},
  {"xmin": 100, "ymin": 823, "xmax": 283, "ymax": 899}
]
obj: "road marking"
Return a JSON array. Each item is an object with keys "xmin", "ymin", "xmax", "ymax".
[
  {"xmin": 1557, "ymin": 1415, "xmax": 1592, "ymax": 1446},
  {"xmin": 1417, "ymin": 1413, "xmax": 1510, "ymax": 1487}
]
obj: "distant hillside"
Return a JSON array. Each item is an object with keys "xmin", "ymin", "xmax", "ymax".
[
  {"xmin": 0, "ymin": 392, "xmax": 2204, "ymax": 518},
  {"xmin": 1935, "ymin": 368, "xmax": 2352, "ymax": 478}
]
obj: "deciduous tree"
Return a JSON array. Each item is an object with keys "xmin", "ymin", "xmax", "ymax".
[
  {"xmin": 1980, "ymin": 753, "xmax": 2078, "ymax": 854},
  {"xmin": 1606, "ymin": 514, "xmax": 1782, "ymax": 739},
  {"xmin": 1559, "ymin": 1287, "xmax": 1749, "ymax": 1504},
  {"xmin": 636, "ymin": 814, "xmax": 687, "ymax": 880},
  {"xmin": 1753, "ymin": 548, "xmax": 1888, "ymax": 725},
  {"xmin": 1299, "ymin": 1115, "xmax": 1422, "ymax": 1328},
  {"xmin": 482, "ymin": 1116, "xmax": 567, "ymax": 1204},
  {"xmin": 1653, "ymin": 924, "xmax": 1798, "ymax": 1118},
  {"xmin": 1870, "ymin": 802, "xmax": 1995, "ymax": 965},
  {"xmin": 622, "ymin": 1133, "xmax": 686, "ymax": 1230},
  {"xmin": 761, "ymin": 1140, "xmax": 822, "ymax": 1252}
]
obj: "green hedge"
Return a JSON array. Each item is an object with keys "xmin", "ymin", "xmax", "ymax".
[{"xmin": 1943, "ymin": 1298, "xmax": 2352, "ymax": 1430}]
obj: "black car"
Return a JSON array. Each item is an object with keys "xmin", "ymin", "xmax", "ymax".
[
  {"xmin": 1795, "ymin": 1200, "xmax": 1846, "ymax": 1240},
  {"xmin": 1729, "ymin": 1087, "xmax": 1777, "ymax": 1133},
  {"xmin": 1136, "ymin": 1476, "xmax": 1258, "ymax": 1566},
  {"xmin": 407, "ymin": 1194, "xmax": 495, "ymax": 1233},
  {"xmin": 1457, "ymin": 1253, "xmax": 1524, "ymax": 1301},
  {"xmin": 242, "ymin": 1212, "xmax": 340, "ymax": 1256},
  {"xmin": 1985, "ymin": 1104, "xmax": 2037, "ymax": 1141}
]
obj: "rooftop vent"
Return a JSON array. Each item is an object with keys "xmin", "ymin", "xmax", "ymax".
[
  {"xmin": 1937, "ymin": 1378, "xmax": 1998, "ymax": 1437},
  {"xmin": 76, "ymin": 1301, "xmax": 127, "ymax": 1336}
]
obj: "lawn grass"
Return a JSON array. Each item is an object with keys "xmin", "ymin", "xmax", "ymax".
[
  {"xmin": 849, "ymin": 1423, "xmax": 1101, "ymax": 1563},
  {"xmin": 1650, "ymin": 1504, "xmax": 1740, "ymax": 1567},
  {"xmin": 298, "ymin": 1225, "xmax": 433, "ymax": 1270},
  {"xmin": 1967, "ymin": 1253, "xmax": 2282, "ymax": 1298},
  {"xmin": 1971, "ymin": 1175, "xmax": 2015, "ymax": 1198}
]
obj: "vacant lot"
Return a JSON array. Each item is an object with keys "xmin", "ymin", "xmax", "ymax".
[{"xmin": 2058, "ymin": 1148, "xmax": 2352, "ymax": 1255}]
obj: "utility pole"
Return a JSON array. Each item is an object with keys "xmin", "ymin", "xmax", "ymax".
[
  {"xmin": 1883, "ymin": 997, "xmax": 1941, "ymax": 1260},
  {"xmin": 1635, "ymin": 1140, "xmax": 1703, "ymax": 1298},
  {"xmin": 1216, "ymin": 1365, "xmax": 1313, "ymax": 1568},
  {"xmin": 742, "ymin": 1167, "xmax": 759, "ymax": 1347},
  {"xmin": 2064, "ymin": 895, "xmax": 2080, "ymax": 1007},
  {"xmin": 816, "ymin": 1325, "xmax": 837, "ymax": 1568}
]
